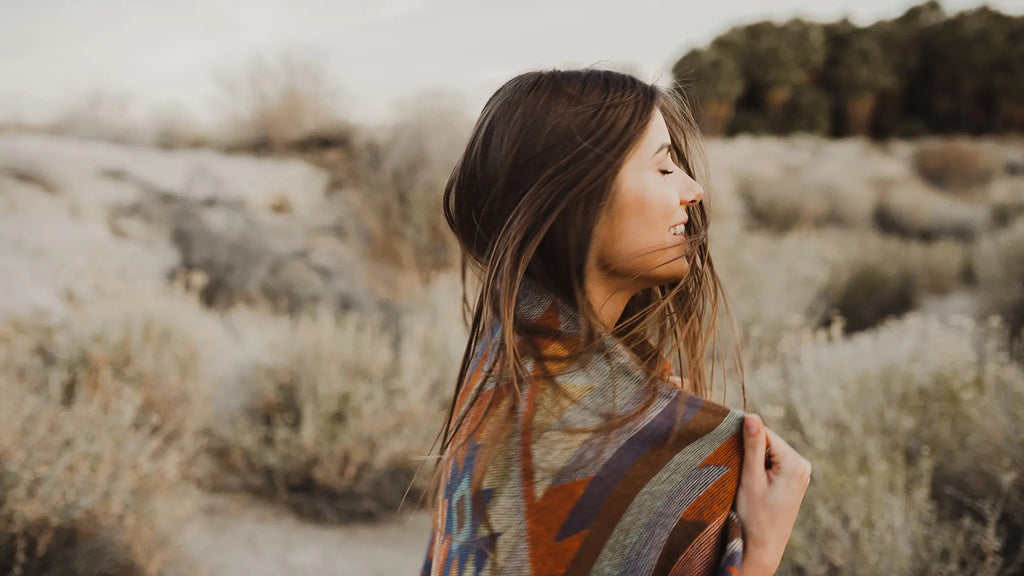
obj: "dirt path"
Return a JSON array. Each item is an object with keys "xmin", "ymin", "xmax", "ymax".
[{"xmin": 177, "ymin": 494, "xmax": 432, "ymax": 576}]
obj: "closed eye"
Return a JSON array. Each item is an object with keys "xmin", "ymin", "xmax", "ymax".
[{"xmin": 660, "ymin": 169, "xmax": 674, "ymax": 175}]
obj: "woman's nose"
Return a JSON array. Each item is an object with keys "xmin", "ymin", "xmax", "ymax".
[{"xmin": 681, "ymin": 182, "xmax": 703, "ymax": 206}]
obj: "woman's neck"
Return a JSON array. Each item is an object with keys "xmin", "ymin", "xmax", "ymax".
[{"xmin": 584, "ymin": 265, "xmax": 638, "ymax": 333}]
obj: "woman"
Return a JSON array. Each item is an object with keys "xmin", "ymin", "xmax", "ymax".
[{"xmin": 420, "ymin": 68, "xmax": 810, "ymax": 576}]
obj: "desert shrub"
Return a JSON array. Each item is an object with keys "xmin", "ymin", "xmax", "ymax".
[
  {"xmin": 703, "ymin": 170, "xmax": 747, "ymax": 233},
  {"xmin": 989, "ymin": 177, "xmax": 1024, "ymax": 228},
  {"xmin": 972, "ymin": 218, "xmax": 1024, "ymax": 354},
  {"xmin": 820, "ymin": 259, "xmax": 916, "ymax": 332},
  {"xmin": 342, "ymin": 92, "xmax": 470, "ymax": 275},
  {"xmin": 713, "ymin": 227, "xmax": 832, "ymax": 353},
  {"xmin": 0, "ymin": 388, "xmax": 197, "ymax": 576},
  {"xmin": 716, "ymin": 227, "xmax": 967, "ymax": 349},
  {"xmin": 874, "ymin": 178, "xmax": 990, "ymax": 241},
  {"xmin": 149, "ymin": 106, "xmax": 209, "ymax": 150},
  {"xmin": 737, "ymin": 175, "xmax": 832, "ymax": 232},
  {"xmin": 913, "ymin": 139, "xmax": 1003, "ymax": 195},
  {"xmin": 749, "ymin": 313, "xmax": 1024, "ymax": 575},
  {"xmin": 11, "ymin": 307, "xmax": 215, "ymax": 451},
  {"xmin": 214, "ymin": 50, "xmax": 343, "ymax": 151},
  {"xmin": 0, "ymin": 320, "xmax": 203, "ymax": 576},
  {"xmin": 737, "ymin": 173, "xmax": 879, "ymax": 233},
  {"xmin": 206, "ymin": 274, "xmax": 464, "ymax": 522},
  {"xmin": 815, "ymin": 231, "xmax": 967, "ymax": 333}
]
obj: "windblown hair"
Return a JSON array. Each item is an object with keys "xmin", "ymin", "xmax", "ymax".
[{"xmin": 420, "ymin": 67, "xmax": 747, "ymax": 521}]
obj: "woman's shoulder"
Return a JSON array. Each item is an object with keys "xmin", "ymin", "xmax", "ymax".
[
  {"xmin": 656, "ymin": 382, "xmax": 746, "ymax": 445},
  {"xmin": 662, "ymin": 369, "xmax": 745, "ymax": 420}
]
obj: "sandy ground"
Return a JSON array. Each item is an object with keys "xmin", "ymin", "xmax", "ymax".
[{"xmin": 177, "ymin": 493, "xmax": 433, "ymax": 576}]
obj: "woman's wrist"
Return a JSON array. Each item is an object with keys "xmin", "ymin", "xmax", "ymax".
[{"xmin": 739, "ymin": 552, "xmax": 776, "ymax": 576}]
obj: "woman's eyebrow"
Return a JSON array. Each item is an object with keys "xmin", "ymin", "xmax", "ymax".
[{"xmin": 651, "ymin": 143, "xmax": 671, "ymax": 158}]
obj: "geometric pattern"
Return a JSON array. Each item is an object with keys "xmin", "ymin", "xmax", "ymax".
[{"xmin": 421, "ymin": 275, "xmax": 747, "ymax": 575}]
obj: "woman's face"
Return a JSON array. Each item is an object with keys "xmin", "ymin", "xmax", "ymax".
[{"xmin": 588, "ymin": 106, "xmax": 704, "ymax": 293}]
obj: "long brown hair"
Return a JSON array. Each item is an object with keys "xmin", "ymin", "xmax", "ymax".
[{"xmin": 420, "ymin": 66, "xmax": 747, "ymax": 525}]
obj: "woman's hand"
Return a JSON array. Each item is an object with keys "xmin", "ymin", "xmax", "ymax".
[{"xmin": 735, "ymin": 414, "xmax": 811, "ymax": 576}]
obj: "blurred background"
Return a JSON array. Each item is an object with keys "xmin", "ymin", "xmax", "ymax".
[{"xmin": 1, "ymin": 1, "xmax": 1023, "ymax": 574}]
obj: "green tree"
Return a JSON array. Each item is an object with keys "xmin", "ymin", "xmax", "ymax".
[
  {"xmin": 919, "ymin": 6, "xmax": 1015, "ymax": 133},
  {"xmin": 671, "ymin": 47, "xmax": 744, "ymax": 135},
  {"xmin": 712, "ymin": 19, "xmax": 827, "ymax": 133},
  {"xmin": 879, "ymin": 1, "xmax": 945, "ymax": 136},
  {"xmin": 823, "ymin": 23, "xmax": 896, "ymax": 135},
  {"xmin": 669, "ymin": 0, "xmax": 1020, "ymax": 137},
  {"xmin": 784, "ymin": 84, "xmax": 832, "ymax": 135},
  {"xmin": 992, "ymin": 17, "xmax": 1024, "ymax": 132}
]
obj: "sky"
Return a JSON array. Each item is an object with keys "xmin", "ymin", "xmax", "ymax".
[{"xmin": 1, "ymin": 0, "xmax": 1021, "ymax": 129}]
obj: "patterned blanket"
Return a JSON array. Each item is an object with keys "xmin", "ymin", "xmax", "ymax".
[{"xmin": 421, "ymin": 275, "xmax": 747, "ymax": 575}]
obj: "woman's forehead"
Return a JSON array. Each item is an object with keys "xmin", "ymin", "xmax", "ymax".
[{"xmin": 637, "ymin": 108, "xmax": 671, "ymax": 157}]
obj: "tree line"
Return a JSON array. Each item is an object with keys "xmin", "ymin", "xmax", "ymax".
[{"xmin": 672, "ymin": 1, "xmax": 1024, "ymax": 137}]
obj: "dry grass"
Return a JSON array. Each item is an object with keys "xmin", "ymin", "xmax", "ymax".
[
  {"xmin": 0, "ymin": 285, "xmax": 248, "ymax": 575},
  {"xmin": 990, "ymin": 177, "xmax": 1024, "ymax": 228},
  {"xmin": 972, "ymin": 218, "xmax": 1024, "ymax": 353},
  {"xmin": 340, "ymin": 94, "xmax": 470, "ymax": 275},
  {"xmin": 213, "ymin": 50, "xmax": 345, "ymax": 151},
  {"xmin": 736, "ymin": 173, "xmax": 878, "ymax": 233},
  {"xmin": 33, "ymin": 318, "xmax": 213, "ymax": 446},
  {"xmin": 715, "ymin": 227, "xmax": 967, "ymax": 348},
  {"xmin": 874, "ymin": 178, "xmax": 991, "ymax": 241},
  {"xmin": 203, "ymin": 272, "xmax": 465, "ymax": 521},
  {"xmin": 0, "ymin": 386, "xmax": 201, "ymax": 576},
  {"xmin": 0, "ymin": 273, "xmax": 465, "ymax": 572},
  {"xmin": 815, "ymin": 231, "xmax": 967, "ymax": 333},
  {"xmin": 5, "ymin": 272, "xmax": 1020, "ymax": 572},
  {"xmin": 749, "ymin": 313, "xmax": 1024, "ymax": 575},
  {"xmin": 913, "ymin": 139, "xmax": 1003, "ymax": 196},
  {"xmin": 727, "ymin": 137, "xmax": 1019, "ymax": 243},
  {"xmin": 0, "ymin": 308, "xmax": 208, "ymax": 576}
]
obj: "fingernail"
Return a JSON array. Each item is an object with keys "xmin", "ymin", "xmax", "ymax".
[{"xmin": 745, "ymin": 417, "xmax": 759, "ymax": 435}]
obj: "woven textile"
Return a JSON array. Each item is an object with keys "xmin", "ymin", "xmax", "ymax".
[{"xmin": 421, "ymin": 276, "xmax": 747, "ymax": 576}]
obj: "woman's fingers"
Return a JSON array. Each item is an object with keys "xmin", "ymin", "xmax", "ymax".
[
  {"xmin": 762, "ymin": 425, "xmax": 812, "ymax": 488},
  {"xmin": 741, "ymin": 414, "xmax": 768, "ymax": 493},
  {"xmin": 736, "ymin": 419, "xmax": 813, "ymax": 576}
]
